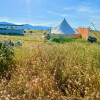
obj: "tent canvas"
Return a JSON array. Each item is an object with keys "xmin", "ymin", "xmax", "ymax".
[{"xmin": 51, "ymin": 19, "xmax": 78, "ymax": 35}]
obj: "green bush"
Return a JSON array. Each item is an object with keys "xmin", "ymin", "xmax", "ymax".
[
  {"xmin": 60, "ymin": 38, "xmax": 74, "ymax": 43},
  {"xmin": 88, "ymin": 36, "xmax": 97, "ymax": 43},
  {"xmin": 46, "ymin": 35, "xmax": 50, "ymax": 40},
  {"xmin": 52, "ymin": 37, "xmax": 75, "ymax": 43},
  {"xmin": 0, "ymin": 43, "xmax": 14, "ymax": 77},
  {"xmin": 52, "ymin": 38, "xmax": 60, "ymax": 43}
]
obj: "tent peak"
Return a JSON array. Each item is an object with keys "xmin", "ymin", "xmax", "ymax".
[
  {"xmin": 61, "ymin": 18, "xmax": 67, "ymax": 24},
  {"xmin": 63, "ymin": 18, "xmax": 66, "ymax": 21}
]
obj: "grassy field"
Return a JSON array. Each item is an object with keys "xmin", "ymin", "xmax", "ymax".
[{"xmin": 0, "ymin": 30, "xmax": 100, "ymax": 100}]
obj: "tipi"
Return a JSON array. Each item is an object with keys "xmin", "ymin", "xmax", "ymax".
[{"xmin": 51, "ymin": 19, "xmax": 78, "ymax": 35}]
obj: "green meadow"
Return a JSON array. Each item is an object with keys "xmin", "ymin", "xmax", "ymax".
[{"xmin": 0, "ymin": 30, "xmax": 100, "ymax": 99}]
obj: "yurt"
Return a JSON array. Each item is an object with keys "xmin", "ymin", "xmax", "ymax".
[{"xmin": 51, "ymin": 19, "xmax": 80, "ymax": 38}]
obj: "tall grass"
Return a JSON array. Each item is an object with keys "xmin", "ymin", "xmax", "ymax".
[{"xmin": 0, "ymin": 34, "xmax": 100, "ymax": 99}]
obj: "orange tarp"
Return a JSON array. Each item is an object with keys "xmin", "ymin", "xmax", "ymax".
[{"xmin": 78, "ymin": 27, "xmax": 89, "ymax": 40}]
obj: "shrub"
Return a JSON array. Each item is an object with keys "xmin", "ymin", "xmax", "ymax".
[
  {"xmin": 52, "ymin": 37, "xmax": 60, "ymax": 43},
  {"xmin": 88, "ymin": 36, "xmax": 97, "ymax": 43},
  {"xmin": 60, "ymin": 38, "xmax": 74, "ymax": 43},
  {"xmin": 52, "ymin": 37, "xmax": 75, "ymax": 43},
  {"xmin": 46, "ymin": 35, "xmax": 50, "ymax": 40},
  {"xmin": 0, "ymin": 43, "xmax": 14, "ymax": 77}
]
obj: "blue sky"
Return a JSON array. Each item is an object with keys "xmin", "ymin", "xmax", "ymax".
[{"xmin": 0, "ymin": 0, "xmax": 100, "ymax": 29}]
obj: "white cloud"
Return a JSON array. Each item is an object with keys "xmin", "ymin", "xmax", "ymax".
[
  {"xmin": 64, "ymin": 7, "xmax": 73, "ymax": 10},
  {"xmin": 77, "ymin": 6, "xmax": 98, "ymax": 14},
  {"xmin": 47, "ymin": 10, "xmax": 70, "ymax": 17},
  {"xmin": 63, "ymin": 4, "xmax": 99, "ymax": 14}
]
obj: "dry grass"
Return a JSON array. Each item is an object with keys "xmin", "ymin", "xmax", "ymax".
[
  {"xmin": 89, "ymin": 31, "xmax": 100, "ymax": 40},
  {"xmin": 0, "ymin": 31, "xmax": 100, "ymax": 100}
]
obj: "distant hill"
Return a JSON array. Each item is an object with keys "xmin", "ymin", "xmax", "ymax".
[
  {"xmin": 0, "ymin": 22, "xmax": 77, "ymax": 30},
  {"xmin": 0, "ymin": 22, "xmax": 51, "ymax": 30},
  {"xmin": 23, "ymin": 24, "xmax": 51, "ymax": 30}
]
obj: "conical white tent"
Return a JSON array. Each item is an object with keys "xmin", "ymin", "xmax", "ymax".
[{"xmin": 51, "ymin": 19, "xmax": 78, "ymax": 34}]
